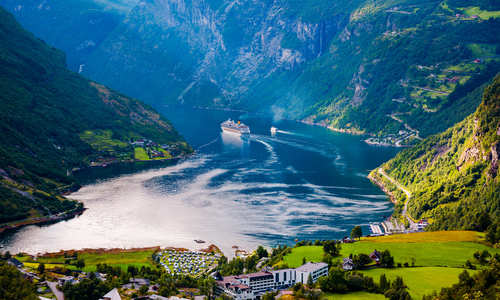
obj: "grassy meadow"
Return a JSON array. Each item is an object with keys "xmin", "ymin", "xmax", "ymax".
[
  {"xmin": 16, "ymin": 248, "xmax": 157, "ymax": 273},
  {"xmin": 322, "ymin": 292, "xmax": 386, "ymax": 300},
  {"xmin": 360, "ymin": 267, "xmax": 479, "ymax": 300},
  {"xmin": 462, "ymin": 6, "xmax": 500, "ymax": 20},
  {"xmin": 280, "ymin": 231, "xmax": 498, "ymax": 299}
]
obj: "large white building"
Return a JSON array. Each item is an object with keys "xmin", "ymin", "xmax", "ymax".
[{"xmin": 215, "ymin": 262, "xmax": 328, "ymax": 300}]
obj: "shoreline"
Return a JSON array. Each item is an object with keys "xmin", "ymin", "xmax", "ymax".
[
  {"xmin": 0, "ymin": 207, "xmax": 86, "ymax": 235},
  {"xmin": 1, "ymin": 154, "xmax": 193, "ymax": 236},
  {"xmin": 1, "ymin": 110, "xmax": 403, "ymax": 255},
  {"xmin": 12, "ymin": 243, "xmax": 225, "ymax": 257},
  {"xmin": 367, "ymin": 172, "xmax": 398, "ymax": 205}
]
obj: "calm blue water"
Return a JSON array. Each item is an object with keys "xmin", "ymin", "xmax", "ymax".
[{"xmin": 1, "ymin": 108, "xmax": 399, "ymax": 254}]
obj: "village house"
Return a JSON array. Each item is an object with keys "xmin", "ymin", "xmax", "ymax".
[
  {"xmin": 342, "ymin": 257, "xmax": 354, "ymax": 271},
  {"xmin": 417, "ymin": 219, "xmax": 429, "ymax": 231},
  {"xmin": 370, "ymin": 250, "xmax": 381, "ymax": 264},
  {"xmin": 58, "ymin": 275, "xmax": 76, "ymax": 286},
  {"xmin": 100, "ymin": 288, "xmax": 122, "ymax": 300},
  {"xmin": 122, "ymin": 277, "xmax": 150, "ymax": 289}
]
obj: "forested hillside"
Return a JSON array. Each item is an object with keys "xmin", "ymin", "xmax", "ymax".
[
  {"xmin": 0, "ymin": 7, "xmax": 190, "ymax": 226},
  {"xmin": 370, "ymin": 75, "xmax": 499, "ymax": 231},
  {"xmin": 3, "ymin": 0, "xmax": 499, "ymax": 144}
]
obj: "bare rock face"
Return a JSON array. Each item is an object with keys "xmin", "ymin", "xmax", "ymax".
[
  {"xmin": 489, "ymin": 141, "xmax": 500, "ymax": 178},
  {"xmin": 458, "ymin": 146, "xmax": 481, "ymax": 171},
  {"xmin": 80, "ymin": 0, "xmax": 345, "ymax": 109}
]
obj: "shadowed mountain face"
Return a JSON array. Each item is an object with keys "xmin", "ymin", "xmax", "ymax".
[
  {"xmin": 1, "ymin": 0, "xmax": 136, "ymax": 71},
  {"xmin": 81, "ymin": 0, "xmax": 348, "ymax": 110},
  {"xmin": 0, "ymin": 7, "xmax": 190, "ymax": 225},
  {"xmin": 2, "ymin": 0, "xmax": 500, "ymax": 138}
]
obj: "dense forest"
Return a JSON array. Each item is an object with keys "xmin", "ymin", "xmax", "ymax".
[
  {"xmin": 0, "ymin": 7, "xmax": 191, "ymax": 225},
  {"xmin": 371, "ymin": 74, "xmax": 499, "ymax": 231}
]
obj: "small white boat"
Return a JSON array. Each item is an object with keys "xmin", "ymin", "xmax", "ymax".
[{"xmin": 270, "ymin": 126, "xmax": 277, "ymax": 134}]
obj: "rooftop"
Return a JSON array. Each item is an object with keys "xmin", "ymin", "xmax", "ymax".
[
  {"xmin": 100, "ymin": 288, "xmax": 121, "ymax": 300},
  {"xmin": 295, "ymin": 262, "xmax": 328, "ymax": 273}
]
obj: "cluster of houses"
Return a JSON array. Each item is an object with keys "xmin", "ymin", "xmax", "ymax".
[
  {"xmin": 214, "ymin": 262, "xmax": 329, "ymax": 300},
  {"xmin": 156, "ymin": 249, "xmax": 219, "ymax": 277},
  {"xmin": 365, "ymin": 130, "xmax": 416, "ymax": 147},
  {"xmin": 130, "ymin": 139, "xmax": 182, "ymax": 159},
  {"xmin": 455, "ymin": 13, "xmax": 480, "ymax": 20},
  {"xmin": 130, "ymin": 139, "xmax": 157, "ymax": 147},
  {"xmin": 7, "ymin": 257, "xmax": 184, "ymax": 300},
  {"xmin": 342, "ymin": 249, "xmax": 383, "ymax": 271}
]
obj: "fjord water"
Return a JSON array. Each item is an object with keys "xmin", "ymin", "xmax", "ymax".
[{"xmin": 1, "ymin": 108, "xmax": 399, "ymax": 254}]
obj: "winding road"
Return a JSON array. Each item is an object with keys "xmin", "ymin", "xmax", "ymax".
[
  {"xmin": 47, "ymin": 281, "xmax": 64, "ymax": 300},
  {"xmin": 377, "ymin": 168, "xmax": 416, "ymax": 228}
]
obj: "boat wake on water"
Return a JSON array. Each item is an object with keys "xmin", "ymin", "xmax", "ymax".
[{"xmin": 1, "ymin": 111, "xmax": 398, "ymax": 255}]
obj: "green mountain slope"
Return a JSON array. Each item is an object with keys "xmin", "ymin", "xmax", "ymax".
[
  {"xmin": 0, "ymin": 7, "xmax": 191, "ymax": 226},
  {"xmin": 370, "ymin": 74, "xmax": 499, "ymax": 230},
  {"xmin": 3, "ymin": 0, "xmax": 498, "ymax": 144},
  {"xmin": 260, "ymin": 0, "xmax": 500, "ymax": 141}
]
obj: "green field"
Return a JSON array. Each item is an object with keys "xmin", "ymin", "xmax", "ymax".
[
  {"xmin": 361, "ymin": 267, "xmax": 478, "ymax": 300},
  {"xmin": 134, "ymin": 147, "xmax": 172, "ymax": 161},
  {"xmin": 80, "ymin": 130, "xmax": 129, "ymax": 152},
  {"xmin": 282, "ymin": 245, "xmax": 325, "ymax": 268},
  {"xmin": 134, "ymin": 147, "xmax": 150, "ymax": 160},
  {"xmin": 322, "ymin": 292, "xmax": 385, "ymax": 300},
  {"xmin": 280, "ymin": 232, "xmax": 498, "ymax": 298},
  {"xmin": 283, "ymin": 241, "xmax": 497, "ymax": 269},
  {"xmin": 283, "ymin": 232, "xmax": 498, "ymax": 268},
  {"xmin": 18, "ymin": 249, "xmax": 156, "ymax": 273},
  {"xmin": 462, "ymin": 6, "xmax": 500, "ymax": 20},
  {"xmin": 341, "ymin": 241, "xmax": 498, "ymax": 268}
]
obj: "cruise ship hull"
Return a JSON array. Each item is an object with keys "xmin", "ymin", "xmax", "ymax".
[{"xmin": 221, "ymin": 127, "xmax": 249, "ymax": 135}]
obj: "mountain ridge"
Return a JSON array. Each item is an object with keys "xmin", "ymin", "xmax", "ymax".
[
  {"xmin": 3, "ymin": 1, "xmax": 499, "ymax": 144},
  {"xmin": 0, "ymin": 7, "xmax": 191, "ymax": 228}
]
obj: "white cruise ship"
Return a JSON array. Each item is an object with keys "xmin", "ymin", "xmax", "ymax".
[{"xmin": 221, "ymin": 119, "xmax": 250, "ymax": 135}]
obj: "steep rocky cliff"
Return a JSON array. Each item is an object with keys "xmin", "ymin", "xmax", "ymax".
[{"xmin": 83, "ymin": 0, "xmax": 348, "ymax": 109}]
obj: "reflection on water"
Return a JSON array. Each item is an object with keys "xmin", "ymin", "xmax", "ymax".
[
  {"xmin": 221, "ymin": 132, "xmax": 250, "ymax": 149},
  {"xmin": 0, "ymin": 108, "xmax": 400, "ymax": 255}
]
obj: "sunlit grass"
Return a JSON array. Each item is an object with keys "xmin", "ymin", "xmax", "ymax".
[
  {"xmin": 281, "ymin": 231, "xmax": 496, "ymax": 268},
  {"xmin": 322, "ymin": 292, "xmax": 385, "ymax": 300},
  {"xmin": 134, "ymin": 147, "xmax": 150, "ymax": 160},
  {"xmin": 19, "ymin": 249, "xmax": 156, "ymax": 272},
  {"xmin": 462, "ymin": 6, "xmax": 500, "ymax": 20},
  {"xmin": 361, "ymin": 267, "xmax": 479, "ymax": 299}
]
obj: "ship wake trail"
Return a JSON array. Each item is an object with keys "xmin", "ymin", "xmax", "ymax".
[
  {"xmin": 197, "ymin": 136, "xmax": 219, "ymax": 150},
  {"xmin": 276, "ymin": 130, "xmax": 310, "ymax": 139},
  {"xmin": 253, "ymin": 137, "xmax": 278, "ymax": 165}
]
